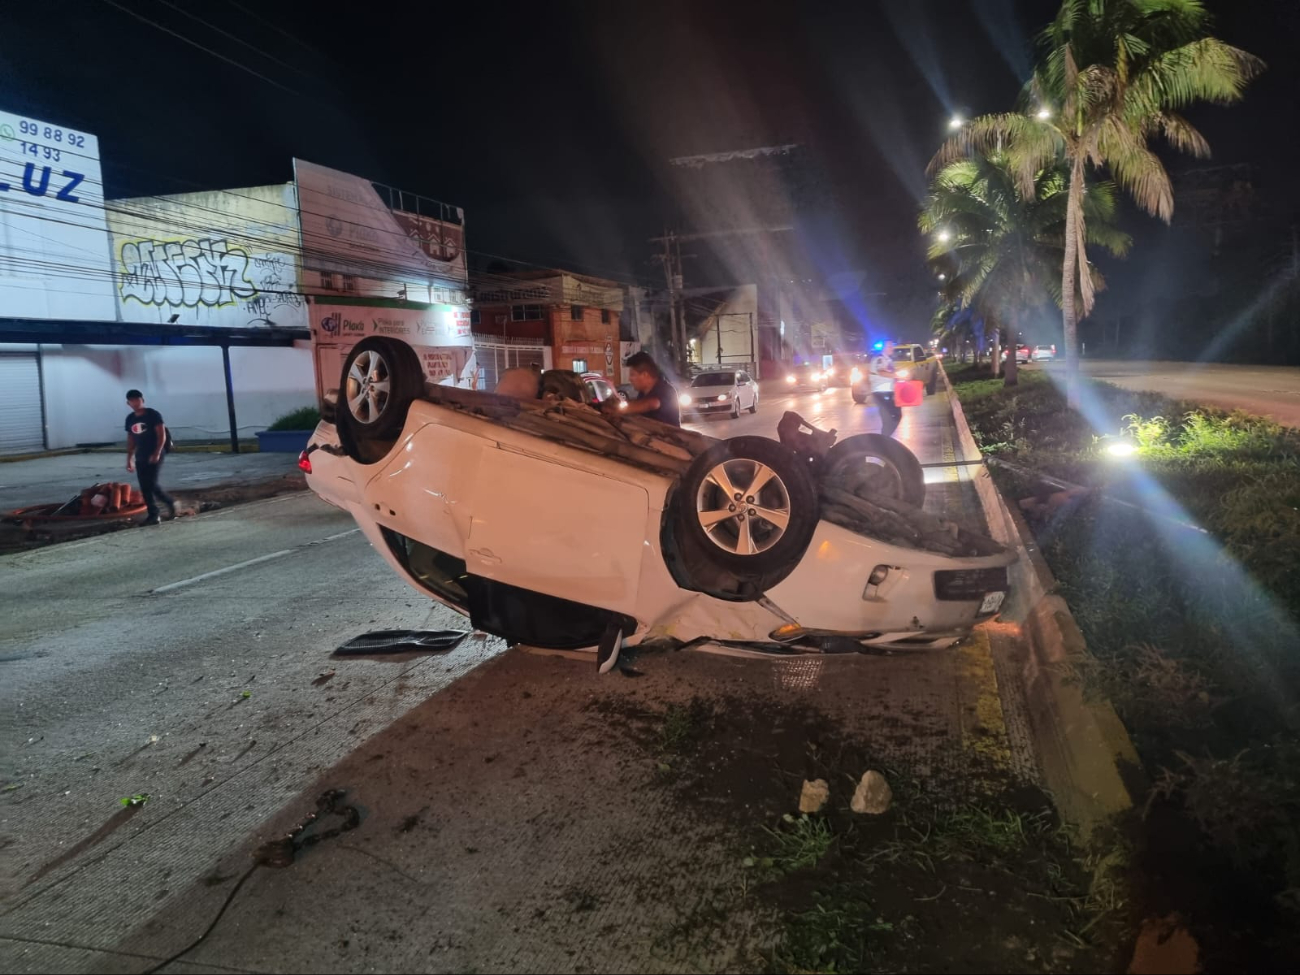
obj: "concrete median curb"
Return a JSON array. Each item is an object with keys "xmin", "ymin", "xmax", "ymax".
[{"xmin": 941, "ymin": 363, "xmax": 1143, "ymax": 836}]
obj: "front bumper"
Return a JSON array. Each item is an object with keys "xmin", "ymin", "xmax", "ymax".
[{"xmin": 684, "ymin": 400, "xmax": 736, "ymax": 414}]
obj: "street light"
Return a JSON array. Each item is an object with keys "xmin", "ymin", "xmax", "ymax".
[
  {"xmin": 938, "ymin": 273, "xmax": 946, "ymax": 280},
  {"xmin": 937, "ymin": 230, "xmax": 951, "ymax": 243},
  {"xmin": 948, "ymin": 115, "xmax": 963, "ymax": 130},
  {"xmin": 1036, "ymin": 107, "xmax": 1052, "ymax": 120}
]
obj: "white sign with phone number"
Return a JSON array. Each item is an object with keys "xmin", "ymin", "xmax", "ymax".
[{"xmin": 0, "ymin": 109, "xmax": 115, "ymax": 320}]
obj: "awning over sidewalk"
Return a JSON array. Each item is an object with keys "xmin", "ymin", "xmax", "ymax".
[{"xmin": 0, "ymin": 318, "xmax": 308, "ymax": 347}]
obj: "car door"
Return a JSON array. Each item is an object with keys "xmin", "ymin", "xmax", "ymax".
[
  {"xmin": 463, "ymin": 445, "xmax": 651, "ymax": 616},
  {"xmin": 914, "ymin": 346, "xmax": 932, "ymax": 380},
  {"xmin": 735, "ymin": 371, "xmax": 753, "ymax": 408}
]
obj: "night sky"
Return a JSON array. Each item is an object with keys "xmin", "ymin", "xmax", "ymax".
[{"xmin": 3, "ymin": 0, "xmax": 1296, "ymax": 327}]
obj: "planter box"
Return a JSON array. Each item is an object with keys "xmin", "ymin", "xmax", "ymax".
[{"xmin": 255, "ymin": 429, "xmax": 313, "ymax": 454}]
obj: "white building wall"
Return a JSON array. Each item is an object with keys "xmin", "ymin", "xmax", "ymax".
[{"xmin": 38, "ymin": 344, "xmax": 314, "ymax": 448}]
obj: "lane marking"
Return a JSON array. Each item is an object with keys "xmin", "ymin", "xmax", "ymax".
[
  {"xmin": 151, "ymin": 550, "xmax": 295, "ymax": 593},
  {"xmin": 150, "ymin": 528, "xmax": 362, "ymax": 594}
]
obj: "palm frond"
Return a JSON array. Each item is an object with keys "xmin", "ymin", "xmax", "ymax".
[
  {"xmin": 1097, "ymin": 116, "xmax": 1174, "ymax": 221},
  {"xmin": 1128, "ymin": 37, "xmax": 1264, "ymax": 115},
  {"xmin": 1084, "ymin": 222, "xmax": 1131, "ymax": 258}
]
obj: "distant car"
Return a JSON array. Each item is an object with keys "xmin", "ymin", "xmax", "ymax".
[
  {"xmin": 825, "ymin": 355, "xmax": 868, "ymax": 387},
  {"xmin": 852, "ymin": 343, "xmax": 939, "ymax": 403},
  {"xmin": 785, "ymin": 363, "xmax": 828, "ymax": 393},
  {"xmin": 1002, "ymin": 345, "xmax": 1032, "ymax": 364},
  {"xmin": 680, "ymin": 369, "xmax": 759, "ymax": 419},
  {"xmin": 1032, "ymin": 344, "xmax": 1057, "ymax": 362},
  {"xmin": 580, "ymin": 373, "xmax": 619, "ymax": 403}
]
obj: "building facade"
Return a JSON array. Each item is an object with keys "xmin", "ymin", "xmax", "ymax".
[
  {"xmin": 470, "ymin": 270, "xmax": 628, "ymax": 390},
  {"xmin": 0, "ymin": 104, "xmax": 470, "ymax": 454}
]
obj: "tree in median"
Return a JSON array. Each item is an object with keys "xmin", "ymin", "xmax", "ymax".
[
  {"xmin": 922, "ymin": 151, "xmax": 1129, "ymax": 387},
  {"xmin": 930, "ymin": 0, "xmax": 1262, "ymax": 406}
]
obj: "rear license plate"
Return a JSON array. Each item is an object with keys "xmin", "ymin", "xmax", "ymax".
[
  {"xmin": 979, "ymin": 591, "xmax": 1006, "ymax": 615},
  {"xmin": 934, "ymin": 567, "xmax": 1009, "ymax": 601}
]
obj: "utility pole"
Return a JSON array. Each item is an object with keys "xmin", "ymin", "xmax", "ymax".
[{"xmin": 655, "ymin": 231, "xmax": 682, "ymax": 376}]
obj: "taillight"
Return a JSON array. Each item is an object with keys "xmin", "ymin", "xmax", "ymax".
[{"xmin": 298, "ymin": 450, "xmax": 313, "ymax": 474}]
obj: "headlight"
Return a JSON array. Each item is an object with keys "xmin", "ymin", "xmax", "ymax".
[
  {"xmin": 897, "ymin": 368, "xmax": 911, "ymax": 379},
  {"xmin": 810, "ymin": 371, "xmax": 821, "ymax": 381},
  {"xmin": 717, "ymin": 394, "xmax": 728, "ymax": 401},
  {"xmin": 679, "ymin": 394, "xmax": 692, "ymax": 406},
  {"xmin": 786, "ymin": 375, "xmax": 796, "ymax": 383},
  {"xmin": 850, "ymin": 367, "xmax": 862, "ymax": 382},
  {"xmin": 617, "ymin": 399, "xmax": 628, "ymax": 410}
]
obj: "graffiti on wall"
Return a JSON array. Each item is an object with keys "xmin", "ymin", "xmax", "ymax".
[{"xmin": 117, "ymin": 238, "xmax": 304, "ymax": 327}]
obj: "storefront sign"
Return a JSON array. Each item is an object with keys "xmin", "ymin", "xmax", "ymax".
[{"xmin": 0, "ymin": 109, "xmax": 115, "ymax": 320}]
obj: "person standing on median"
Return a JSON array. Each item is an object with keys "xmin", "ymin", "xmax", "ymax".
[
  {"xmin": 125, "ymin": 389, "xmax": 176, "ymax": 526},
  {"xmin": 868, "ymin": 341, "xmax": 903, "ymax": 439},
  {"xmin": 602, "ymin": 351, "xmax": 681, "ymax": 427}
]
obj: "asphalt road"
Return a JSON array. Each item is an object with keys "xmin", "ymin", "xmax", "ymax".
[
  {"xmin": 682, "ymin": 382, "xmax": 921, "ymax": 443},
  {"xmin": 0, "ymin": 494, "xmax": 505, "ymax": 917},
  {"xmin": 1045, "ymin": 359, "xmax": 1300, "ymax": 427}
]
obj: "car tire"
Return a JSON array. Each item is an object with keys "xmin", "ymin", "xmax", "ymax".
[
  {"xmin": 673, "ymin": 436, "xmax": 820, "ymax": 596},
  {"xmin": 821, "ymin": 433, "xmax": 926, "ymax": 507},
  {"xmin": 337, "ymin": 337, "xmax": 424, "ymax": 464}
]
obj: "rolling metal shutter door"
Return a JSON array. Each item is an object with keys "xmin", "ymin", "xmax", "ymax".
[{"xmin": 0, "ymin": 353, "xmax": 45, "ymax": 454}]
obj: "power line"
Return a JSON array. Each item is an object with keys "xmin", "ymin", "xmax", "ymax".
[
  {"xmin": 225, "ymin": 0, "xmax": 331, "ymax": 60},
  {"xmin": 155, "ymin": 0, "xmax": 318, "ymax": 81},
  {"xmin": 99, "ymin": 0, "xmax": 299, "ymax": 94}
]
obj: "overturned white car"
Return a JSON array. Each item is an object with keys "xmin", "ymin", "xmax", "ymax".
[{"xmin": 303, "ymin": 337, "xmax": 1014, "ymax": 668}]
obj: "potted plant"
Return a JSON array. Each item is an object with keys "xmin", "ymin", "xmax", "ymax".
[{"xmin": 255, "ymin": 406, "xmax": 321, "ymax": 453}]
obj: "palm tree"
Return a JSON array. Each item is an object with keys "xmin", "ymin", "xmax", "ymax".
[
  {"xmin": 922, "ymin": 152, "xmax": 1130, "ymax": 386},
  {"xmin": 930, "ymin": 0, "xmax": 1262, "ymax": 405}
]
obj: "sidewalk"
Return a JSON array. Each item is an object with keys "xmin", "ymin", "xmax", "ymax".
[{"xmin": 0, "ymin": 449, "xmax": 302, "ymax": 514}]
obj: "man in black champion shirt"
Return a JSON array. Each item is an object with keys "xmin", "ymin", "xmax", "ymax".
[
  {"xmin": 602, "ymin": 351, "xmax": 681, "ymax": 427},
  {"xmin": 125, "ymin": 389, "xmax": 176, "ymax": 526}
]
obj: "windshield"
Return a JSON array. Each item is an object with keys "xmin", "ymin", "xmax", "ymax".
[
  {"xmin": 891, "ymin": 348, "xmax": 915, "ymax": 362},
  {"xmin": 692, "ymin": 372, "xmax": 735, "ymax": 387}
]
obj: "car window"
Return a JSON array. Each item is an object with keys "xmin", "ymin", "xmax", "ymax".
[
  {"xmin": 891, "ymin": 348, "xmax": 914, "ymax": 362},
  {"xmin": 584, "ymin": 379, "xmax": 614, "ymax": 402},
  {"xmin": 692, "ymin": 372, "xmax": 735, "ymax": 386}
]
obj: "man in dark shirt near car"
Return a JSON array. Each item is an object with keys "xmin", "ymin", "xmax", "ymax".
[
  {"xmin": 603, "ymin": 351, "xmax": 681, "ymax": 427},
  {"xmin": 125, "ymin": 388, "xmax": 176, "ymax": 526}
]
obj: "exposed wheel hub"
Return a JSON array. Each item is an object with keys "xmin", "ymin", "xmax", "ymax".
[
  {"xmin": 696, "ymin": 458, "xmax": 792, "ymax": 555},
  {"xmin": 346, "ymin": 350, "xmax": 393, "ymax": 425}
]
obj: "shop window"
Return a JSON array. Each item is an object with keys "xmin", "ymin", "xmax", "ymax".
[{"xmin": 572, "ymin": 358, "xmax": 588, "ymax": 373}]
